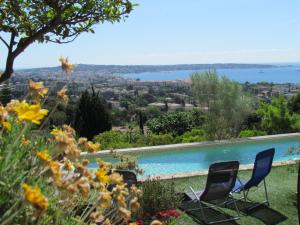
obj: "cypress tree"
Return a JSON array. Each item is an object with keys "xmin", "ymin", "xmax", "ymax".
[{"xmin": 74, "ymin": 87, "xmax": 112, "ymax": 140}]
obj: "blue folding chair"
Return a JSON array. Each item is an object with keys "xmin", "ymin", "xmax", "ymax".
[{"xmin": 232, "ymin": 148, "xmax": 275, "ymax": 210}]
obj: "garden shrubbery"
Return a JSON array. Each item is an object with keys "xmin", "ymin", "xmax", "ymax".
[
  {"xmin": 140, "ymin": 178, "xmax": 182, "ymax": 224},
  {"xmin": 0, "ymin": 58, "xmax": 143, "ymax": 225},
  {"xmin": 147, "ymin": 110, "xmax": 205, "ymax": 136},
  {"xmin": 239, "ymin": 129, "xmax": 267, "ymax": 138}
]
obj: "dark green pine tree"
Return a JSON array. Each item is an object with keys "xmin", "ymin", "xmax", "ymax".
[
  {"xmin": 0, "ymin": 82, "xmax": 12, "ymax": 106},
  {"xmin": 74, "ymin": 87, "xmax": 112, "ymax": 140}
]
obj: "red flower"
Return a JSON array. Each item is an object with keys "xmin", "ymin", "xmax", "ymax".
[
  {"xmin": 136, "ymin": 219, "xmax": 144, "ymax": 225},
  {"xmin": 156, "ymin": 209, "xmax": 181, "ymax": 220}
]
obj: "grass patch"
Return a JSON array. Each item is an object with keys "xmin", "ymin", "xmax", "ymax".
[{"xmin": 167, "ymin": 164, "xmax": 298, "ymax": 225}]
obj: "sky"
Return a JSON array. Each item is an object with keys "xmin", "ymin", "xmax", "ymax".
[{"xmin": 1, "ymin": 0, "xmax": 300, "ymax": 68}]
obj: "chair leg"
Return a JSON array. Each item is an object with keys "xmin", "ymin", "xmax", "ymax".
[
  {"xmin": 264, "ymin": 179, "xmax": 270, "ymax": 206},
  {"xmin": 198, "ymin": 201, "xmax": 208, "ymax": 224},
  {"xmin": 231, "ymin": 196, "xmax": 240, "ymax": 217}
]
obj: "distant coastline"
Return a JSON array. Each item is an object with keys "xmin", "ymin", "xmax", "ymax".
[{"xmin": 16, "ymin": 63, "xmax": 276, "ymax": 74}]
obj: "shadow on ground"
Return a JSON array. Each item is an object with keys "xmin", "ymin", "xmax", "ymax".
[
  {"xmin": 180, "ymin": 201, "xmax": 239, "ymax": 225},
  {"xmin": 180, "ymin": 199, "xmax": 288, "ymax": 225},
  {"xmin": 227, "ymin": 199, "xmax": 288, "ymax": 225}
]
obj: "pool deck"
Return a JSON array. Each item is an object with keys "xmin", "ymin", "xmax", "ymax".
[{"xmin": 80, "ymin": 132, "xmax": 300, "ymax": 157}]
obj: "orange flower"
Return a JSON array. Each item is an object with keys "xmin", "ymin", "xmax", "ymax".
[
  {"xmin": 28, "ymin": 80, "xmax": 48, "ymax": 98},
  {"xmin": 37, "ymin": 150, "xmax": 51, "ymax": 163},
  {"xmin": 57, "ymin": 86, "xmax": 69, "ymax": 104},
  {"xmin": 22, "ymin": 183, "xmax": 48, "ymax": 211},
  {"xmin": 59, "ymin": 56, "xmax": 75, "ymax": 75}
]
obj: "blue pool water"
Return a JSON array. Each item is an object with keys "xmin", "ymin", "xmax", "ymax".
[{"xmin": 88, "ymin": 136, "xmax": 300, "ymax": 177}]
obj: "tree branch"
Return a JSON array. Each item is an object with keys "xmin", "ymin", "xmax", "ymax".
[{"xmin": 0, "ymin": 36, "xmax": 9, "ymax": 49}]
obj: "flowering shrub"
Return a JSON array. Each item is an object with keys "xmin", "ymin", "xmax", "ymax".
[
  {"xmin": 140, "ymin": 178, "xmax": 182, "ymax": 218},
  {"xmin": 156, "ymin": 210, "xmax": 181, "ymax": 224},
  {"xmin": 0, "ymin": 57, "xmax": 143, "ymax": 225}
]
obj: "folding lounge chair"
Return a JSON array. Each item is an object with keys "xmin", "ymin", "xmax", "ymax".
[
  {"xmin": 114, "ymin": 169, "xmax": 138, "ymax": 188},
  {"xmin": 232, "ymin": 148, "xmax": 275, "ymax": 211},
  {"xmin": 184, "ymin": 161, "xmax": 240, "ymax": 224}
]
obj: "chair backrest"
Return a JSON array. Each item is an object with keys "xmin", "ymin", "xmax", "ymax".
[
  {"xmin": 201, "ymin": 161, "xmax": 239, "ymax": 202},
  {"xmin": 244, "ymin": 148, "xmax": 275, "ymax": 190},
  {"xmin": 114, "ymin": 169, "xmax": 138, "ymax": 188}
]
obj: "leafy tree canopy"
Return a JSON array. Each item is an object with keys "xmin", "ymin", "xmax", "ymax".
[
  {"xmin": 191, "ymin": 70, "xmax": 255, "ymax": 140},
  {"xmin": 0, "ymin": 0, "xmax": 136, "ymax": 82}
]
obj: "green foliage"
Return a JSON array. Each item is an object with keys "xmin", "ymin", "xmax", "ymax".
[
  {"xmin": 0, "ymin": 0, "xmax": 136, "ymax": 82},
  {"xmin": 0, "ymin": 82, "xmax": 12, "ymax": 105},
  {"xmin": 112, "ymin": 152, "xmax": 144, "ymax": 175},
  {"xmin": 145, "ymin": 105, "xmax": 162, "ymax": 120},
  {"xmin": 239, "ymin": 129, "xmax": 267, "ymax": 138},
  {"xmin": 0, "ymin": 120, "xmax": 52, "ymax": 224},
  {"xmin": 95, "ymin": 130, "xmax": 177, "ymax": 150},
  {"xmin": 94, "ymin": 130, "xmax": 132, "ymax": 149},
  {"xmin": 191, "ymin": 70, "xmax": 254, "ymax": 140},
  {"xmin": 140, "ymin": 178, "xmax": 182, "ymax": 216},
  {"xmin": 147, "ymin": 110, "xmax": 205, "ymax": 136},
  {"xmin": 179, "ymin": 128, "xmax": 206, "ymax": 143},
  {"xmin": 139, "ymin": 133, "xmax": 175, "ymax": 146},
  {"xmin": 257, "ymin": 96, "xmax": 299, "ymax": 134},
  {"xmin": 74, "ymin": 88, "xmax": 112, "ymax": 140},
  {"xmin": 288, "ymin": 92, "xmax": 300, "ymax": 114}
]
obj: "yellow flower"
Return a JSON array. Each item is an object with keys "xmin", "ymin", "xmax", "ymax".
[
  {"xmin": 103, "ymin": 219, "xmax": 112, "ymax": 225},
  {"xmin": 95, "ymin": 168, "xmax": 109, "ymax": 184},
  {"xmin": 78, "ymin": 137, "xmax": 88, "ymax": 145},
  {"xmin": 59, "ymin": 56, "xmax": 75, "ymax": 75},
  {"xmin": 150, "ymin": 220, "xmax": 162, "ymax": 225},
  {"xmin": 109, "ymin": 172, "xmax": 123, "ymax": 185},
  {"xmin": 86, "ymin": 141, "xmax": 100, "ymax": 153},
  {"xmin": 90, "ymin": 211, "xmax": 104, "ymax": 223},
  {"xmin": 118, "ymin": 207, "xmax": 131, "ymax": 221},
  {"xmin": 78, "ymin": 138, "xmax": 100, "ymax": 153},
  {"xmin": 99, "ymin": 191, "xmax": 112, "ymax": 208},
  {"xmin": 13, "ymin": 100, "xmax": 48, "ymax": 124},
  {"xmin": 0, "ymin": 105, "xmax": 10, "ymax": 130},
  {"xmin": 28, "ymin": 80, "xmax": 48, "ymax": 98},
  {"xmin": 21, "ymin": 136, "xmax": 31, "ymax": 146},
  {"xmin": 63, "ymin": 158, "xmax": 74, "ymax": 171},
  {"xmin": 129, "ymin": 223, "xmax": 137, "ymax": 225},
  {"xmin": 5, "ymin": 99, "xmax": 20, "ymax": 112},
  {"xmin": 50, "ymin": 160, "xmax": 60, "ymax": 175},
  {"xmin": 51, "ymin": 128, "xmax": 71, "ymax": 144},
  {"xmin": 76, "ymin": 177, "xmax": 90, "ymax": 195},
  {"xmin": 2, "ymin": 121, "xmax": 11, "ymax": 130},
  {"xmin": 37, "ymin": 150, "xmax": 51, "ymax": 163},
  {"xmin": 130, "ymin": 197, "xmax": 140, "ymax": 212},
  {"xmin": 57, "ymin": 85, "xmax": 69, "ymax": 104},
  {"xmin": 22, "ymin": 183, "xmax": 48, "ymax": 211}
]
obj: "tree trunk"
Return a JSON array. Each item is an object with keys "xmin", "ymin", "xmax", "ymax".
[{"xmin": 0, "ymin": 55, "xmax": 14, "ymax": 83}]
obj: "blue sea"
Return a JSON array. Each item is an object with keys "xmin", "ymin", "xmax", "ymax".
[{"xmin": 123, "ymin": 65, "xmax": 300, "ymax": 84}]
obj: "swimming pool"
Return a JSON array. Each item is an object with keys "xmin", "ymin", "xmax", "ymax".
[{"xmin": 85, "ymin": 134, "xmax": 300, "ymax": 177}]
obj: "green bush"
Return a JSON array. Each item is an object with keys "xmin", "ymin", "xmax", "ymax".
[
  {"xmin": 239, "ymin": 129, "xmax": 267, "ymax": 138},
  {"xmin": 145, "ymin": 134, "xmax": 174, "ymax": 146},
  {"xmin": 94, "ymin": 130, "xmax": 133, "ymax": 150},
  {"xmin": 180, "ymin": 128, "xmax": 206, "ymax": 143},
  {"xmin": 140, "ymin": 178, "xmax": 182, "ymax": 216},
  {"xmin": 147, "ymin": 110, "xmax": 205, "ymax": 136}
]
